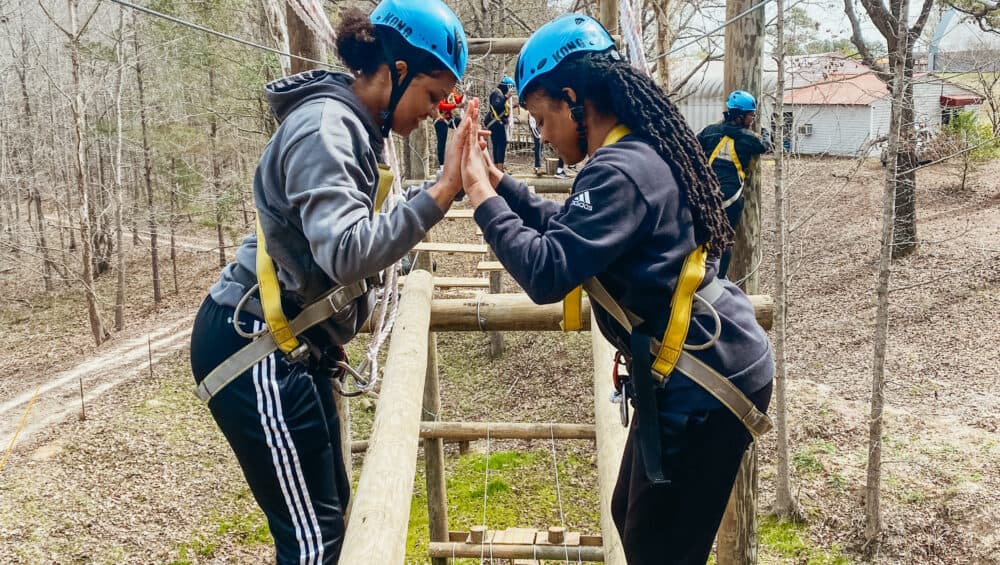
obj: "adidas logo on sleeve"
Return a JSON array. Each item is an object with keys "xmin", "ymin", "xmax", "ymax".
[{"xmin": 570, "ymin": 190, "xmax": 593, "ymax": 212}]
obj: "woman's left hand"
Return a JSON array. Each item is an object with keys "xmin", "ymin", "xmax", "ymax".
[{"xmin": 461, "ymin": 99, "xmax": 498, "ymax": 207}]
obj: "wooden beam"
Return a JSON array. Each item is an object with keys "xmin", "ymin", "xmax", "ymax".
[
  {"xmin": 477, "ymin": 261, "xmax": 505, "ymax": 272},
  {"xmin": 359, "ymin": 294, "xmax": 774, "ymax": 333},
  {"xmin": 414, "ymin": 242, "xmax": 489, "ymax": 254},
  {"xmin": 339, "ymin": 271, "xmax": 434, "ymax": 564},
  {"xmin": 428, "ymin": 542, "xmax": 605, "ymax": 561},
  {"xmin": 420, "ymin": 421, "xmax": 596, "ymax": 440},
  {"xmin": 511, "ymin": 176, "xmax": 574, "ymax": 193},
  {"xmin": 444, "ymin": 208, "xmax": 474, "ymax": 219},
  {"xmin": 591, "ymin": 314, "xmax": 628, "ymax": 565},
  {"xmin": 422, "ymin": 333, "xmax": 448, "ymax": 565},
  {"xmin": 398, "ymin": 276, "xmax": 490, "ymax": 289}
]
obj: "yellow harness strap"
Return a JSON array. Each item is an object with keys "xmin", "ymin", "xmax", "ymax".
[
  {"xmin": 561, "ymin": 124, "xmax": 632, "ymax": 332},
  {"xmin": 707, "ymin": 136, "xmax": 746, "ymax": 182},
  {"xmin": 255, "ymin": 218, "xmax": 301, "ymax": 355},
  {"xmin": 651, "ymin": 244, "xmax": 708, "ymax": 377},
  {"xmin": 375, "ymin": 164, "xmax": 394, "ymax": 211}
]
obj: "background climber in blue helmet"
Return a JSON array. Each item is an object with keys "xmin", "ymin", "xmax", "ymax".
[
  {"xmin": 189, "ymin": 1, "xmax": 472, "ymax": 563},
  {"xmin": 697, "ymin": 89, "xmax": 773, "ymax": 277},
  {"xmin": 457, "ymin": 13, "xmax": 773, "ymax": 564},
  {"xmin": 484, "ymin": 75, "xmax": 517, "ymax": 171}
]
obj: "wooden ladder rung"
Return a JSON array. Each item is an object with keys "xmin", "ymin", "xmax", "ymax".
[
  {"xmin": 399, "ymin": 276, "xmax": 490, "ymax": 289},
  {"xmin": 414, "ymin": 242, "xmax": 489, "ymax": 254},
  {"xmin": 477, "ymin": 261, "xmax": 505, "ymax": 272},
  {"xmin": 444, "ymin": 209, "xmax": 475, "ymax": 219}
]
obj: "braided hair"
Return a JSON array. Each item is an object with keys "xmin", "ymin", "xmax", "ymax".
[{"xmin": 526, "ymin": 50, "xmax": 733, "ymax": 256}]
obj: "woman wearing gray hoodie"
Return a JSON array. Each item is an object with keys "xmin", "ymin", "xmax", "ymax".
[{"xmin": 189, "ymin": 1, "xmax": 469, "ymax": 562}]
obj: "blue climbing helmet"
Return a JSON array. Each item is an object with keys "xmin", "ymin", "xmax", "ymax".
[
  {"xmin": 515, "ymin": 14, "xmax": 616, "ymax": 100},
  {"xmin": 370, "ymin": 0, "xmax": 468, "ymax": 136},
  {"xmin": 370, "ymin": 0, "xmax": 468, "ymax": 79},
  {"xmin": 726, "ymin": 90, "xmax": 757, "ymax": 112},
  {"xmin": 500, "ymin": 75, "xmax": 515, "ymax": 87}
]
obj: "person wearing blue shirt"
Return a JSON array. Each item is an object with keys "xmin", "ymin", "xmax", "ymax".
[{"xmin": 456, "ymin": 15, "xmax": 774, "ymax": 564}]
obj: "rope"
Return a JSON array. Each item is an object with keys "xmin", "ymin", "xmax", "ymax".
[
  {"xmin": 549, "ymin": 424, "xmax": 570, "ymax": 563},
  {"xmin": 0, "ymin": 386, "xmax": 40, "ymax": 474},
  {"xmin": 480, "ymin": 424, "xmax": 491, "ymax": 564},
  {"xmin": 106, "ymin": 0, "xmax": 336, "ymax": 69}
]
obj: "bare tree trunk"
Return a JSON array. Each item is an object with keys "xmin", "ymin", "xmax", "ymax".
[
  {"xmin": 654, "ymin": 0, "xmax": 671, "ymax": 87},
  {"xmin": 66, "ymin": 0, "xmax": 109, "ymax": 346},
  {"xmin": 286, "ymin": 4, "xmax": 322, "ymax": 74},
  {"xmin": 114, "ymin": 9, "xmax": 127, "ymax": 330},
  {"xmin": 719, "ymin": 0, "xmax": 765, "ymax": 558},
  {"xmin": 892, "ymin": 67, "xmax": 918, "ymax": 258},
  {"xmin": 865, "ymin": 3, "xmax": 909, "ymax": 557},
  {"xmin": 169, "ymin": 159, "xmax": 179, "ymax": 295},
  {"xmin": 207, "ymin": 67, "xmax": 227, "ymax": 268},
  {"xmin": 134, "ymin": 16, "xmax": 161, "ymax": 304},
  {"xmin": 771, "ymin": 0, "xmax": 799, "ymax": 520}
]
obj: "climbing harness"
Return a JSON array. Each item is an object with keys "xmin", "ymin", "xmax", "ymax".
[
  {"xmin": 484, "ymin": 88, "xmax": 510, "ymax": 129},
  {"xmin": 558, "ymin": 123, "xmax": 771, "ymax": 482},
  {"xmin": 707, "ymin": 135, "xmax": 746, "ymax": 209}
]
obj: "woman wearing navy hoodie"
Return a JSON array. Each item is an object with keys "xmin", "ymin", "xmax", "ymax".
[
  {"xmin": 189, "ymin": 1, "xmax": 469, "ymax": 562},
  {"xmin": 459, "ymin": 15, "xmax": 774, "ymax": 564}
]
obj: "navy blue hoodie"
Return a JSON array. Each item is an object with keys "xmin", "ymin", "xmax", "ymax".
[{"xmin": 474, "ymin": 135, "xmax": 773, "ymax": 411}]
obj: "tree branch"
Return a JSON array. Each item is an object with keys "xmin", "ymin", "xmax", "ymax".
[
  {"xmin": 908, "ymin": 0, "xmax": 935, "ymax": 39},
  {"xmin": 844, "ymin": 0, "xmax": 890, "ymax": 78}
]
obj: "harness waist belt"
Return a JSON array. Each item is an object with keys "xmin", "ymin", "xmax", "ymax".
[{"xmin": 194, "ymin": 280, "xmax": 368, "ymax": 403}]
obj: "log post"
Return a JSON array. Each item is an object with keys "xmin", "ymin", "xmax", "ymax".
[
  {"xmin": 339, "ymin": 271, "xmax": 434, "ymax": 563},
  {"xmin": 592, "ymin": 314, "xmax": 628, "ymax": 565},
  {"xmin": 422, "ymin": 332, "xmax": 448, "ymax": 565}
]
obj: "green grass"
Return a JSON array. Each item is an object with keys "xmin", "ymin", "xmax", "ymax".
[
  {"xmin": 759, "ymin": 516, "xmax": 852, "ymax": 565},
  {"xmin": 405, "ymin": 450, "xmax": 600, "ymax": 562},
  {"xmin": 793, "ymin": 440, "xmax": 836, "ymax": 475}
]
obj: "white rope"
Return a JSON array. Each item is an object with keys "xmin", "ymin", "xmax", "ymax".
[
  {"xmin": 480, "ymin": 424, "xmax": 491, "ymax": 564},
  {"xmin": 549, "ymin": 425, "xmax": 570, "ymax": 563}
]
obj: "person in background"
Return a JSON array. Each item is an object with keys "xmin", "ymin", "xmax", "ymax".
[
  {"xmin": 697, "ymin": 90, "xmax": 772, "ymax": 277},
  {"xmin": 484, "ymin": 75, "xmax": 515, "ymax": 172},
  {"xmin": 529, "ymin": 113, "xmax": 543, "ymax": 175},
  {"xmin": 434, "ymin": 87, "xmax": 464, "ymax": 173}
]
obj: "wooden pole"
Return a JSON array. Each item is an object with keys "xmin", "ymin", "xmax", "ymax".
[
  {"xmin": 422, "ymin": 332, "xmax": 448, "ymax": 565},
  {"xmin": 405, "ymin": 176, "xmax": 574, "ymax": 193},
  {"xmin": 339, "ymin": 271, "xmax": 434, "ymax": 564},
  {"xmin": 420, "ymin": 421, "xmax": 596, "ymax": 440},
  {"xmin": 592, "ymin": 313, "xmax": 628, "ymax": 565},
  {"xmin": 428, "ymin": 542, "xmax": 605, "ymax": 561},
  {"xmin": 599, "ymin": 0, "xmax": 620, "ymax": 37},
  {"xmin": 486, "ymin": 250, "xmax": 505, "ymax": 357},
  {"xmin": 468, "ymin": 36, "xmax": 620, "ymax": 55},
  {"xmin": 718, "ymin": 0, "xmax": 766, "ymax": 559}
]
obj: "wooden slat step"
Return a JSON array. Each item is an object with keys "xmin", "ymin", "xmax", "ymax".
[
  {"xmin": 444, "ymin": 209, "xmax": 474, "ymax": 219},
  {"xmin": 414, "ymin": 242, "xmax": 488, "ymax": 254},
  {"xmin": 477, "ymin": 261, "xmax": 505, "ymax": 272},
  {"xmin": 398, "ymin": 276, "xmax": 490, "ymax": 289}
]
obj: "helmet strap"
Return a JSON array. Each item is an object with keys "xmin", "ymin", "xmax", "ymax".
[
  {"xmin": 379, "ymin": 46, "xmax": 417, "ymax": 138},
  {"xmin": 567, "ymin": 99, "xmax": 588, "ymax": 156}
]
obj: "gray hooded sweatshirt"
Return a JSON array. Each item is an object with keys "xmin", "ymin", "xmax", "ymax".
[{"xmin": 209, "ymin": 70, "xmax": 444, "ymax": 346}]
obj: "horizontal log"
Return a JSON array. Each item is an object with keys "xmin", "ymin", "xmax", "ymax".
[
  {"xmin": 398, "ymin": 276, "xmax": 490, "ymax": 289},
  {"xmin": 414, "ymin": 242, "xmax": 489, "ymax": 254},
  {"xmin": 512, "ymin": 176, "xmax": 574, "ymax": 193},
  {"xmin": 429, "ymin": 542, "xmax": 605, "ymax": 561},
  {"xmin": 350, "ymin": 422, "xmax": 596, "ymax": 453},
  {"xmin": 444, "ymin": 209, "xmax": 475, "ymax": 219},
  {"xmin": 359, "ymin": 293, "xmax": 773, "ymax": 333},
  {"xmin": 477, "ymin": 261, "xmax": 505, "ymax": 272},
  {"xmin": 420, "ymin": 421, "xmax": 595, "ymax": 440}
]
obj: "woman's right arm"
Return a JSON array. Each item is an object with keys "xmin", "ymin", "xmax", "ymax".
[{"xmin": 282, "ymin": 108, "xmax": 456, "ymax": 286}]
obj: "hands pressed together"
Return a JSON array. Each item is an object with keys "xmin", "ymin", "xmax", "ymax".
[{"xmin": 429, "ymin": 97, "xmax": 504, "ymax": 211}]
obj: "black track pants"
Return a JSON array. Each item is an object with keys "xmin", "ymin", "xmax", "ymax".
[
  {"xmin": 191, "ymin": 296, "xmax": 350, "ymax": 564},
  {"xmin": 611, "ymin": 383, "xmax": 773, "ymax": 564}
]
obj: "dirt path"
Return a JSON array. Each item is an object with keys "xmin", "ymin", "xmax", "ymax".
[{"xmin": 0, "ymin": 313, "xmax": 193, "ymax": 453}]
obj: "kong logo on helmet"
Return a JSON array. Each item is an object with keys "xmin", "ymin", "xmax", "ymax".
[{"xmin": 373, "ymin": 12, "xmax": 413, "ymax": 38}]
